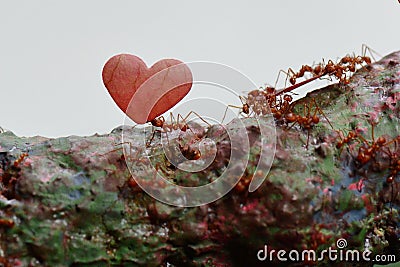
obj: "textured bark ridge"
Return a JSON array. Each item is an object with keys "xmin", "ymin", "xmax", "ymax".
[{"xmin": 0, "ymin": 52, "xmax": 399, "ymax": 266}]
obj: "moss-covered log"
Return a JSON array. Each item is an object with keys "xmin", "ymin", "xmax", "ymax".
[{"xmin": 0, "ymin": 51, "xmax": 399, "ymax": 266}]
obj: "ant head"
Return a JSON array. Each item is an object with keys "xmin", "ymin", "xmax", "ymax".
[
  {"xmin": 363, "ymin": 56, "xmax": 372, "ymax": 65},
  {"xmin": 180, "ymin": 124, "xmax": 188, "ymax": 132},
  {"xmin": 150, "ymin": 117, "xmax": 165, "ymax": 127}
]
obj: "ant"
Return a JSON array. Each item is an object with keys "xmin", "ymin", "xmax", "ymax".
[
  {"xmin": 336, "ymin": 129, "xmax": 360, "ymax": 150},
  {"xmin": 284, "ymin": 98, "xmax": 333, "ymax": 148},
  {"xmin": 274, "ymin": 64, "xmax": 315, "ymax": 88},
  {"xmin": 13, "ymin": 153, "xmax": 28, "ymax": 167},
  {"xmin": 0, "ymin": 152, "xmax": 28, "ymax": 199},
  {"xmin": 275, "ymin": 61, "xmax": 330, "ymax": 89}
]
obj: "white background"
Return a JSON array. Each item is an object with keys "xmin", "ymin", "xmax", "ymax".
[{"xmin": 1, "ymin": 1, "xmax": 399, "ymax": 137}]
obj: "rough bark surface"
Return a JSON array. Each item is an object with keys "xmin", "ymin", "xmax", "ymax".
[{"xmin": 0, "ymin": 52, "xmax": 399, "ymax": 266}]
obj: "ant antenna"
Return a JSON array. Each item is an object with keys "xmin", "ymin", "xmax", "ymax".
[{"xmin": 361, "ymin": 44, "xmax": 382, "ymax": 62}]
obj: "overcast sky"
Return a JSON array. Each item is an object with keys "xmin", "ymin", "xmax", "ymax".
[{"xmin": 1, "ymin": 1, "xmax": 399, "ymax": 137}]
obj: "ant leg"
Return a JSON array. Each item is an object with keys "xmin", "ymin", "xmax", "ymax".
[
  {"xmin": 146, "ymin": 128, "xmax": 162, "ymax": 147},
  {"xmin": 312, "ymin": 99, "xmax": 334, "ymax": 129},
  {"xmin": 99, "ymin": 141, "xmax": 132, "ymax": 157},
  {"xmin": 274, "ymin": 68, "xmax": 296, "ymax": 89},
  {"xmin": 161, "ymin": 130, "xmax": 170, "ymax": 146},
  {"xmin": 274, "ymin": 73, "xmax": 323, "ymax": 97},
  {"xmin": 361, "ymin": 44, "xmax": 381, "ymax": 62},
  {"xmin": 319, "ymin": 75, "xmax": 334, "ymax": 82},
  {"xmin": 371, "ymin": 123, "xmax": 375, "ymax": 143},
  {"xmin": 146, "ymin": 130, "xmax": 156, "ymax": 147},
  {"xmin": 115, "ymin": 141, "xmax": 133, "ymax": 158},
  {"xmin": 176, "ymin": 113, "xmax": 187, "ymax": 128},
  {"xmin": 389, "ymin": 182, "xmax": 394, "ymax": 211},
  {"xmin": 306, "ymin": 129, "xmax": 311, "ymax": 149},
  {"xmin": 306, "ymin": 103, "xmax": 314, "ymax": 150},
  {"xmin": 176, "ymin": 113, "xmax": 198, "ymax": 138},
  {"xmin": 356, "ymin": 134, "xmax": 369, "ymax": 146},
  {"xmin": 183, "ymin": 111, "xmax": 211, "ymax": 127},
  {"xmin": 274, "ymin": 69, "xmax": 286, "ymax": 88},
  {"xmin": 383, "ymin": 136, "xmax": 400, "ymax": 148},
  {"xmin": 286, "ymin": 119, "xmax": 299, "ymax": 131},
  {"xmin": 303, "ymin": 102, "xmax": 310, "ymax": 120},
  {"xmin": 177, "ymin": 113, "xmax": 198, "ymax": 137},
  {"xmin": 239, "ymin": 95, "xmax": 248, "ymax": 105},
  {"xmin": 168, "ymin": 112, "xmax": 176, "ymax": 127},
  {"xmin": 222, "ymin": 105, "xmax": 243, "ymax": 123},
  {"xmin": 335, "ymin": 129, "xmax": 347, "ymax": 155}
]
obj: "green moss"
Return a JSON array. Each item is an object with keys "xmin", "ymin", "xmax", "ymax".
[
  {"xmin": 48, "ymin": 152, "xmax": 82, "ymax": 171},
  {"xmin": 337, "ymin": 189, "xmax": 364, "ymax": 212}
]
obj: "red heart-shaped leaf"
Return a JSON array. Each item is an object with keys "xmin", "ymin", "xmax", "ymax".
[{"xmin": 102, "ymin": 54, "xmax": 192, "ymax": 124}]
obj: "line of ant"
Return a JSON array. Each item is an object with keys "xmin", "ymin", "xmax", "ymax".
[
  {"xmin": 222, "ymin": 77, "xmax": 334, "ymax": 148},
  {"xmin": 222, "ymin": 46, "xmax": 378, "ymax": 148},
  {"xmin": 234, "ymin": 45, "xmax": 377, "ymax": 114},
  {"xmin": 274, "ymin": 44, "xmax": 378, "ymax": 90}
]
